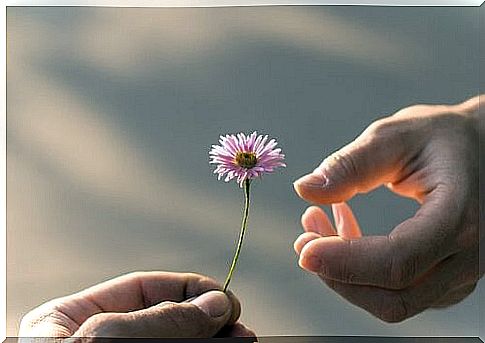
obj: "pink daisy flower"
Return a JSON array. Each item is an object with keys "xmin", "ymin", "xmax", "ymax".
[{"xmin": 209, "ymin": 132, "xmax": 286, "ymax": 187}]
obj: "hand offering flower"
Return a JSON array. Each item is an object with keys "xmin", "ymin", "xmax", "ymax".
[{"xmin": 210, "ymin": 132, "xmax": 285, "ymax": 291}]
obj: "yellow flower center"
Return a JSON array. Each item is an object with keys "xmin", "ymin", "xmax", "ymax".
[{"xmin": 235, "ymin": 152, "xmax": 258, "ymax": 169}]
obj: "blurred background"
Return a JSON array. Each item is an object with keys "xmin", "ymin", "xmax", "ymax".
[{"xmin": 6, "ymin": 5, "xmax": 482, "ymax": 337}]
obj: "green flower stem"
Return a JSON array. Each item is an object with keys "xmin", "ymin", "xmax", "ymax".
[{"xmin": 223, "ymin": 178, "xmax": 251, "ymax": 292}]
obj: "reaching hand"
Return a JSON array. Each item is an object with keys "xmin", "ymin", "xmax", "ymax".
[
  {"xmin": 293, "ymin": 95, "xmax": 482, "ymax": 323},
  {"xmin": 19, "ymin": 271, "xmax": 255, "ymax": 338}
]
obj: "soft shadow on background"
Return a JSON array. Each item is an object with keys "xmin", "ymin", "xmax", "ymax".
[{"xmin": 7, "ymin": 6, "xmax": 482, "ymax": 336}]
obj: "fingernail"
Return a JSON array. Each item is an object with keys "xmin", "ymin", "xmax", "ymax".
[
  {"xmin": 182, "ymin": 296, "xmax": 198, "ymax": 303},
  {"xmin": 294, "ymin": 233, "xmax": 320, "ymax": 255},
  {"xmin": 293, "ymin": 172, "xmax": 328, "ymax": 189},
  {"xmin": 190, "ymin": 291, "xmax": 230, "ymax": 318}
]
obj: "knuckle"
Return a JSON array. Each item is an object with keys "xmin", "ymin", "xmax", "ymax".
[
  {"xmin": 367, "ymin": 118, "xmax": 394, "ymax": 137},
  {"xmin": 19, "ymin": 311, "xmax": 44, "ymax": 333},
  {"xmin": 326, "ymin": 150, "xmax": 360, "ymax": 181},
  {"xmin": 394, "ymin": 104, "xmax": 431, "ymax": 118},
  {"xmin": 389, "ymin": 250, "xmax": 418, "ymax": 289},
  {"xmin": 124, "ymin": 271, "xmax": 146, "ymax": 282},
  {"xmin": 185, "ymin": 272, "xmax": 217, "ymax": 288},
  {"xmin": 126, "ymin": 271, "xmax": 142, "ymax": 277},
  {"xmin": 183, "ymin": 272, "xmax": 202, "ymax": 279},
  {"xmin": 376, "ymin": 293, "xmax": 411, "ymax": 323},
  {"xmin": 20, "ymin": 308, "xmax": 44, "ymax": 328},
  {"xmin": 20, "ymin": 300, "xmax": 64, "ymax": 331},
  {"xmin": 185, "ymin": 273, "xmax": 220, "ymax": 297},
  {"xmin": 197, "ymin": 275, "xmax": 219, "ymax": 289},
  {"xmin": 366, "ymin": 117, "xmax": 410, "ymax": 148}
]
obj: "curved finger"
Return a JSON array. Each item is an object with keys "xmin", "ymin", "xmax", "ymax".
[
  {"xmin": 332, "ymin": 202, "xmax": 362, "ymax": 239},
  {"xmin": 19, "ymin": 303, "xmax": 78, "ymax": 337},
  {"xmin": 294, "ymin": 232, "xmax": 322, "ymax": 256},
  {"xmin": 299, "ymin": 184, "xmax": 463, "ymax": 289},
  {"xmin": 39, "ymin": 272, "xmax": 239, "ymax": 331},
  {"xmin": 321, "ymin": 251, "xmax": 476, "ymax": 323},
  {"xmin": 301, "ymin": 206, "xmax": 336, "ymax": 236},
  {"xmin": 73, "ymin": 290, "xmax": 234, "ymax": 338},
  {"xmin": 431, "ymin": 283, "xmax": 477, "ymax": 308}
]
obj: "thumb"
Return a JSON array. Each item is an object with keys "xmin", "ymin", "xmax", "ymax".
[
  {"xmin": 293, "ymin": 119, "xmax": 409, "ymax": 204},
  {"xmin": 137, "ymin": 290, "xmax": 233, "ymax": 338},
  {"xmin": 74, "ymin": 291, "xmax": 234, "ymax": 338}
]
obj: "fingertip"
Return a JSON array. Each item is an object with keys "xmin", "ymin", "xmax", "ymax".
[
  {"xmin": 187, "ymin": 275, "xmax": 240, "ymax": 324},
  {"xmin": 301, "ymin": 206, "xmax": 337, "ymax": 236},
  {"xmin": 224, "ymin": 290, "xmax": 241, "ymax": 325},
  {"xmin": 299, "ymin": 236, "xmax": 346, "ymax": 273},
  {"xmin": 293, "ymin": 173, "xmax": 327, "ymax": 202},
  {"xmin": 294, "ymin": 172, "xmax": 351, "ymax": 204},
  {"xmin": 294, "ymin": 232, "xmax": 322, "ymax": 255},
  {"xmin": 190, "ymin": 291, "xmax": 231, "ymax": 320},
  {"xmin": 303, "ymin": 205, "xmax": 321, "ymax": 216},
  {"xmin": 301, "ymin": 206, "xmax": 321, "ymax": 230},
  {"xmin": 298, "ymin": 238, "xmax": 325, "ymax": 273}
]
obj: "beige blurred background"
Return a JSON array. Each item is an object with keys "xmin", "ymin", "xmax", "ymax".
[{"xmin": 7, "ymin": 6, "xmax": 483, "ymax": 337}]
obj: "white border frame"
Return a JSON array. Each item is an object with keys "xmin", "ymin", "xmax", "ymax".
[
  {"xmin": 4, "ymin": 0, "xmax": 485, "ymax": 6},
  {"xmin": 1, "ymin": 2, "xmax": 482, "ymax": 342}
]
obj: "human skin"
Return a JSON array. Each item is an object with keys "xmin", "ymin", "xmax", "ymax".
[
  {"xmin": 19, "ymin": 271, "xmax": 255, "ymax": 338},
  {"xmin": 293, "ymin": 95, "xmax": 483, "ymax": 323}
]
